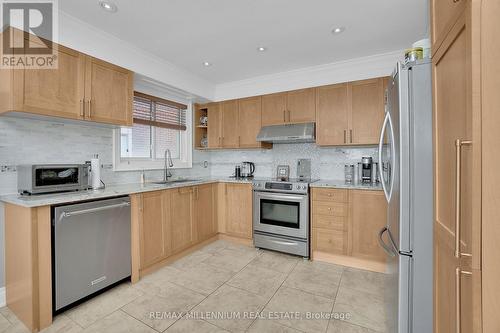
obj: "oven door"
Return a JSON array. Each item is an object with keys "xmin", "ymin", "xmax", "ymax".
[
  {"xmin": 253, "ymin": 190, "xmax": 308, "ymax": 239},
  {"xmin": 32, "ymin": 165, "xmax": 86, "ymax": 193}
]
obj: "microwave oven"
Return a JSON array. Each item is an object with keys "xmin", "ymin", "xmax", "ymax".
[{"xmin": 17, "ymin": 164, "xmax": 90, "ymax": 195}]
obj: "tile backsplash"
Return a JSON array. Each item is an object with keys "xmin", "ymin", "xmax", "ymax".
[{"xmin": 0, "ymin": 116, "xmax": 378, "ymax": 195}]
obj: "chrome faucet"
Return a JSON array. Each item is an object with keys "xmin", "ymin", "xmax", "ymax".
[{"xmin": 163, "ymin": 149, "xmax": 174, "ymax": 182}]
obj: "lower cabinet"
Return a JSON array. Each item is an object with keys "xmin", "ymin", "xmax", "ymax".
[
  {"xmin": 195, "ymin": 184, "xmax": 217, "ymax": 242},
  {"xmin": 224, "ymin": 183, "xmax": 253, "ymax": 239},
  {"xmin": 171, "ymin": 187, "xmax": 195, "ymax": 253},
  {"xmin": 139, "ymin": 191, "xmax": 171, "ymax": 269},
  {"xmin": 311, "ymin": 188, "xmax": 387, "ymax": 268}
]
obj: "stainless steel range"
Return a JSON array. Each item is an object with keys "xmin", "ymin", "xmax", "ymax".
[{"xmin": 252, "ymin": 178, "xmax": 316, "ymax": 258}]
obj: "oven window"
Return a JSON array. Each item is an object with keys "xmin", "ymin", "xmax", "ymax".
[
  {"xmin": 35, "ymin": 168, "xmax": 79, "ymax": 187},
  {"xmin": 260, "ymin": 199, "xmax": 300, "ymax": 229}
]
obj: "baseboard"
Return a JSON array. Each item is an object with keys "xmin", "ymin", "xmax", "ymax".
[
  {"xmin": 0, "ymin": 287, "xmax": 5, "ymax": 307},
  {"xmin": 312, "ymin": 251, "xmax": 388, "ymax": 273}
]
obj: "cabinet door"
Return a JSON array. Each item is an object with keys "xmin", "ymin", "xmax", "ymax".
[
  {"xmin": 287, "ymin": 88, "xmax": 315, "ymax": 123},
  {"xmin": 140, "ymin": 191, "xmax": 168, "ymax": 268},
  {"xmin": 85, "ymin": 57, "xmax": 133, "ymax": 126},
  {"xmin": 431, "ymin": 0, "xmax": 466, "ymax": 51},
  {"xmin": 316, "ymin": 84, "xmax": 349, "ymax": 145},
  {"xmin": 195, "ymin": 184, "xmax": 216, "ymax": 242},
  {"xmin": 262, "ymin": 92, "xmax": 287, "ymax": 126},
  {"xmin": 349, "ymin": 190, "xmax": 387, "ymax": 261},
  {"xmin": 433, "ymin": 8, "xmax": 480, "ymax": 332},
  {"xmin": 221, "ymin": 100, "xmax": 239, "ymax": 148},
  {"xmin": 207, "ymin": 103, "xmax": 222, "ymax": 148},
  {"xmin": 171, "ymin": 187, "xmax": 194, "ymax": 253},
  {"xmin": 238, "ymin": 96, "xmax": 262, "ymax": 148},
  {"xmin": 225, "ymin": 183, "xmax": 253, "ymax": 239},
  {"xmin": 349, "ymin": 78, "xmax": 386, "ymax": 145},
  {"xmin": 14, "ymin": 45, "xmax": 86, "ymax": 120}
]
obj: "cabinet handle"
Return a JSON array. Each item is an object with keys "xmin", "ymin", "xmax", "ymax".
[
  {"xmin": 350, "ymin": 129, "xmax": 353, "ymax": 143},
  {"xmin": 80, "ymin": 100, "xmax": 84, "ymax": 117},
  {"xmin": 454, "ymin": 139, "xmax": 472, "ymax": 258},
  {"xmin": 86, "ymin": 99, "xmax": 92, "ymax": 119},
  {"xmin": 343, "ymin": 130, "xmax": 347, "ymax": 144},
  {"xmin": 453, "ymin": 0, "xmax": 460, "ymax": 3},
  {"xmin": 283, "ymin": 110, "xmax": 286, "ymax": 122},
  {"xmin": 288, "ymin": 110, "xmax": 291, "ymax": 122},
  {"xmin": 455, "ymin": 267, "xmax": 472, "ymax": 333}
]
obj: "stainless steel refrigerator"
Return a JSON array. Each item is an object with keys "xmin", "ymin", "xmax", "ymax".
[{"xmin": 377, "ymin": 59, "xmax": 433, "ymax": 333}]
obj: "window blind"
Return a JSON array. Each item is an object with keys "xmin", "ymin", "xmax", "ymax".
[{"xmin": 133, "ymin": 91, "xmax": 187, "ymax": 131}]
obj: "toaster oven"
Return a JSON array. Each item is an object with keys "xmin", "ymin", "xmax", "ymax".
[{"xmin": 17, "ymin": 164, "xmax": 90, "ymax": 195}]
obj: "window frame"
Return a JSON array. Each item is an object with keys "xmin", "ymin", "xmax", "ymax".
[{"xmin": 113, "ymin": 98, "xmax": 193, "ymax": 172}]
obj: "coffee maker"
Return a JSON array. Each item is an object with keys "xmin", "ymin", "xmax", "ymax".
[{"xmin": 361, "ymin": 157, "xmax": 373, "ymax": 183}]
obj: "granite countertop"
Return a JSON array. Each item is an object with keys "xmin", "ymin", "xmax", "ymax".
[
  {"xmin": 1, "ymin": 177, "xmax": 381, "ymax": 208},
  {"xmin": 311, "ymin": 179, "xmax": 383, "ymax": 191},
  {"xmin": 0, "ymin": 177, "xmax": 255, "ymax": 208}
]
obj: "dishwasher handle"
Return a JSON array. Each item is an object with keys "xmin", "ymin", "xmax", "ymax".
[{"xmin": 59, "ymin": 201, "xmax": 130, "ymax": 220}]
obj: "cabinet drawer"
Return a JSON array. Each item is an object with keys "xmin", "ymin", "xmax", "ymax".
[
  {"xmin": 312, "ymin": 188, "xmax": 348, "ymax": 203},
  {"xmin": 313, "ymin": 214, "xmax": 346, "ymax": 231},
  {"xmin": 431, "ymin": 0, "xmax": 466, "ymax": 50},
  {"xmin": 313, "ymin": 228, "xmax": 347, "ymax": 255},
  {"xmin": 313, "ymin": 201, "xmax": 348, "ymax": 217}
]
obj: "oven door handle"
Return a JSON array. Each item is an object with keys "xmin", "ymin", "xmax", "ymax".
[{"xmin": 254, "ymin": 192, "xmax": 307, "ymax": 202}]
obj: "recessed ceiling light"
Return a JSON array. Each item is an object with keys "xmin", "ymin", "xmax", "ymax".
[
  {"xmin": 332, "ymin": 26, "xmax": 346, "ymax": 35},
  {"xmin": 257, "ymin": 46, "xmax": 267, "ymax": 52},
  {"xmin": 99, "ymin": 1, "xmax": 118, "ymax": 13},
  {"xmin": 203, "ymin": 61, "xmax": 212, "ymax": 67}
]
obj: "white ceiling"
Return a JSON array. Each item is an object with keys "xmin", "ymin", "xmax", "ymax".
[{"xmin": 59, "ymin": 0, "xmax": 428, "ymax": 84}]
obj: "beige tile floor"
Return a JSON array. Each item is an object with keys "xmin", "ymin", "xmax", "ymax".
[{"xmin": 0, "ymin": 240, "xmax": 389, "ymax": 333}]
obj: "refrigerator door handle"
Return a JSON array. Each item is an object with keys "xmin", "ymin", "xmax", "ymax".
[
  {"xmin": 378, "ymin": 112, "xmax": 391, "ymax": 202},
  {"xmin": 378, "ymin": 226, "xmax": 396, "ymax": 257}
]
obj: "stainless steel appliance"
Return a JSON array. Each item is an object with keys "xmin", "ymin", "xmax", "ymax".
[
  {"xmin": 240, "ymin": 161, "xmax": 255, "ymax": 178},
  {"xmin": 53, "ymin": 197, "xmax": 131, "ymax": 312},
  {"xmin": 252, "ymin": 178, "xmax": 314, "ymax": 257},
  {"xmin": 17, "ymin": 164, "xmax": 90, "ymax": 195},
  {"xmin": 377, "ymin": 60, "xmax": 433, "ymax": 333},
  {"xmin": 361, "ymin": 157, "xmax": 373, "ymax": 183},
  {"xmin": 256, "ymin": 122, "xmax": 315, "ymax": 143}
]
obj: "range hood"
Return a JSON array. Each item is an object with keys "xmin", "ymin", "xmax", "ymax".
[{"xmin": 256, "ymin": 122, "xmax": 315, "ymax": 143}]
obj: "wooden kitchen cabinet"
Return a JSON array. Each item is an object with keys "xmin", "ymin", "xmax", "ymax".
[
  {"xmin": 195, "ymin": 184, "xmax": 217, "ymax": 242},
  {"xmin": 224, "ymin": 183, "xmax": 253, "ymax": 239},
  {"xmin": 238, "ymin": 96, "xmax": 263, "ymax": 148},
  {"xmin": 349, "ymin": 78, "xmax": 386, "ymax": 145},
  {"xmin": 0, "ymin": 29, "xmax": 134, "ymax": 126},
  {"xmin": 349, "ymin": 190, "xmax": 387, "ymax": 262},
  {"xmin": 316, "ymin": 78, "xmax": 387, "ymax": 146},
  {"xmin": 316, "ymin": 83, "xmax": 349, "ymax": 145},
  {"xmin": 430, "ymin": 0, "xmax": 467, "ymax": 53},
  {"xmin": 170, "ymin": 187, "xmax": 195, "ymax": 253},
  {"xmin": 84, "ymin": 57, "xmax": 134, "ymax": 126},
  {"xmin": 207, "ymin": 102, "xmax": 222, "ymax": 148},
  {"xmin": 432, "ymin": 3, "xmax": 482, "ymax": 332},
  {"xmin": 221, "ymin": 100, "xmax": 240, "ymax": 148},
  {"xmin": 139, "ymin": 191, "xmax": 171, "ymax": 268},
  {"xmin": 311, "ymin": 188, "xmax": 387, "ymax": 270},
  {"xmin": 287, "ymin": 88, "xmax": 316, "ymax": 123},
  {"xmin": 262, "ymin": 92, "xmax": 287, "ymax": 126}
]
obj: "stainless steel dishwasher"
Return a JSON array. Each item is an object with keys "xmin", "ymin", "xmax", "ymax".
[{"xmin": 53, "ymin": 196, "xmax": 131, "ymax": 312}]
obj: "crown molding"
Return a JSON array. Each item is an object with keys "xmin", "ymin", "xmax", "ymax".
[
  {"xmin": 214, "ymin": 50, "xmax": 403, "ymax": 101},
  {"xmin": 58, "ymin": 11, "xmax": 215, "ymax": 101}
]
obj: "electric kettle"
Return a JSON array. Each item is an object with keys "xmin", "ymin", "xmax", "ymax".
[{"xmin": 240, "ymin": 161, "xmax": 255, "ymax": 178}]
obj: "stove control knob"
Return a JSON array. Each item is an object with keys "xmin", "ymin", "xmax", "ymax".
[{"xmin": 302, "ymin": 185, "xmax": 307, "ymax": 190}]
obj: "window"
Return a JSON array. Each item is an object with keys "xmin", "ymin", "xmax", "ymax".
[{"xmin": 113, "ymin": 92, "xmax": 192, "ymax": 171}]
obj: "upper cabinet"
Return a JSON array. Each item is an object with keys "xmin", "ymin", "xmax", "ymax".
[
  {"xmin": 287, "ymin": 88, "xmax": 316, "ymax": 123},
  {"xmin": 84, "ymin": 57, "xmax": 134, "ymax": 126},
  {"xmin": 262, "ymin": 88, "xmax": 315, "ymax": 126},
  {"xmin": 316, "ymin": 77, "xmax": 387, "ymax": 146},
  {"xmin": 0, "ymin": 33, "xmax": 134, "ymax": 126},
  {"xmin": 221, "ymin": 100, "xmax": 240, "ymax": 148},
  {"xmin": 195, "ymin": 97, "xmax": 271, "ymax": 150}
]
